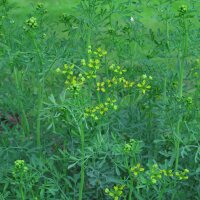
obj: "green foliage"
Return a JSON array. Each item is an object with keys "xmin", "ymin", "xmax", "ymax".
[{"xmin": 0, "ymin": 0, "xmax": 200, "ymax": 199}]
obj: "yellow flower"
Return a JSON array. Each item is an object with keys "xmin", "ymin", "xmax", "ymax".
[
  {"xmin": 131, "ymin": 163, "xmax": 144, "ymax": 176},
  {"xmin": 56, "ymin": 68, "xmax": 61, "ymax": 73},
  {"xmin": 137, "ymin": 80, "xmax": 151, "ymax": 94},
  {"xmin": 97, "ymin": 82, "xmax": 106, "ymax": 92},
  {"xmin": 142, "ymin": 74, "xmax": 147, "ymax": 79},
  {"xmin": 102, "ymin": 50, "xmax": 107, "ymax": 55},
  {"xmin": 81, "ymin": 59, "xmax": 86, "ymax": 66},
  {"xmin": 64, "ymin": 64, "xmax": 68, "ymax": 69},
  {"xmin": 113, "ymin": 105, "xmax": 118, "ymax": 110}
]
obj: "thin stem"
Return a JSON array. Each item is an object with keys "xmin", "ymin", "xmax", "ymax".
[
  {"xmin": 166, "ymin": 17, "xmax": 170, "ymax": 50},
  {"xmin": 66, "ymin": 104, "xmax": 85, "ymax": 200},
  {"xmin": 30, "ymin": 33, "xmax": 44, "ymax": 149},
  {"xmin": 20, "ymin": 176, "xmax": 25, "ymax": 200},
  {"xmin": 14, "ymin": 68, "xmax": 30, "ymax": 139},
  {"xmin": 36, "ymin": 83, "xmax": 42, "ymax": 148},
  {"xmin": 174, "ymin": 13, "xmax": 188, "ymax": 172},
  {"xmin": 79, "ymin": 124, "xmax": 85, "ymax": 200}
]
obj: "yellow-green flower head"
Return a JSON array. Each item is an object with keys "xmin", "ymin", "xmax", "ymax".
[
  {"xmin": 64, "ymin": 64, "xmax": 68, "ymax": 69},
  {"xmin": 105, "ymin": 185, "xmax": 125, "ymax": 200},
  {"xmin": 97, "ymin": 47, "xmax": 102, "ymax": 52},
  {"xmin": 160, "ymin": 169, "xmax": 173, "ymax": 177},
  {"xmin": 124, "ymin": 80, "xmax": 134, "ymax": 88},
  {"xmin": 124, "ymin": 143, "xmax": 132, "ymax": 152},
  {"xmin": 137, "ymin": 79, "xmax": 151, "ymax": 94},
  {"xmin": 36, "ymin": 2, "xmax": 44, "ymax": 9},
  {"xmin": 102, "ymin": 50, "xmax": 107, "ymax": 56},
  {"xmin": 26, "ymin": 17, "xmax": 38, "ymax": 28},
  {"xmin": 81, "ymin": 59, "xmax": 86, "ymax": 66},
  {"xmin": 112, "ymin": 77, "xmax": 118, "ymax": 85},
  {"xmin": 56, "ymin": 68, "xmax": 61, "ymax": 73},
  {"xmin": 109, "ymin": 64, "xmax": 115, "ymax": 70},
  {"xmin": 105, "ymin": 188, "xmax": 110, "ymax": 193},
  {"xmin": 14, "ymin": 160, "xmax": 25, "ymax": 168},
  {"xmin": 84, "ymin": 98, "xmax": 118, "ymax": 120},
  {"xmin": 148, "ymin": 163, "xmax": 164, "ymax": 184},
  {"xmin": 85, "ymin": 71, "xmax": 96, "ymax": 79},
  {"xmin": 109, "ymin": 64, "xmax": 127, "ymax": 76},
  {"xmin": 90, "ymin": 47, "xmax": 107, "ymax": 57},
  {"xmin": 131, "ymin": 163, "xmax": 144, "ymax": 176},
  {"xmin": 142, "ymin": 74, "xmax": 147, "ymax": 79},
  {"xmin": 124, "ymin": 139, "xmax": 137, "ymax": 153},
  {"xmin": 97, "ymin": 82, "xmax": 106, "ymax": 92},
  {"xmin": 95, "ymin": 59, "xmax": 100, "ymax": 65},
  {"xmin": 178, "ymin": 5, "xmax": 188, "ymax": 15},
  {"xmin": 175, "ymin": 168, "xmax": 189, "ymax": 180},
  {"xmin": 184, "ymin": 169, "xmax": 189, "ymax": 173},
  {"xmin": 88, "ymin": 45, "xmax": 92, "ymax": 54},
  {"xmin": 13, "ymin": 160, "xmax": 28, "ymax": 177}
]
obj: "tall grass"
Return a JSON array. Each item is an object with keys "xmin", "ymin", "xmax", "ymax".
[{"xmin": 0, "ymin": 0, "xmax": 200, "ymax": 199}]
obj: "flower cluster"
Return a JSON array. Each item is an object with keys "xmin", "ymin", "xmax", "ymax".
[
  {"xmin": 104, "ymin": 164, "xmax": 189, "ymax": 198},
  {"xmin": 131, "ymin": 163, "xmax": 189, "ymax": 185},
  {"xmin": 106, "ymin": 77, "xmax": 118, "ymax": 88},
  {"xmin": 109, "ymin": 64, "xmax": 127, "ymax": 76},
  {"xmin": 123, "ymin": 139, "xmax": 138, "ymax": 153},
  {"xmin": 64, "ymin": 73, "xmax": 85, "ymax": 91},
  {"xmin": 85, "ymin": 71, "xmax": 96, "ymax": 79},
  {"xmin": 175, "ymin": 169, "xmax": 189, "ymax": 180},
  {"xmin": 130, "ymin": 163, "xmax": 145, "ymax": 176},
  {"xmin": 105, "ymin": 185, "xmax": 125, "ymax": 200},
  {"xmin": 84, "ymin": 98, "xmax": 117, "ymax": 120},
  {"xmin": 56, "ymin": 64, "xmax": 85, "ymax": 92},
  {"xmin": 123, "ymin": 79, "xmax": 135, "ymax": 88},
  {"xmin": 12, "ymin": 160, "xmax": 28, "ymax": 178},
  {"xmin": 81, "ymin": 58, "xmax": 101, "ymax": 70},
  {"xmin": 137, "ymin": 74, "xmax": 152, "ymax": 94},
  {"xmin": 56, "ymin": 63, "xmax": 74, "ymax": 75},
  {"xmin": 36, "ymin": 2, "xmax": 44, "ymax": 10},
  {"xmin": 88, "ymin": 46, "xmax": 107, "ymax": 58},
  {"xmin": 107, "ymin": 64, "xmax": 135, "ymax": 89},
  {"xmin": 97, "ymin": 82, "xmax": 106, "ymax": 92},
  {"xmin": 160, "ymin": 169, "xmax": 173, "ymax": 177},
  {"xmin": 36, "ymin": 2, "xmax": 47, "ymax": 14},
  {"xmin": 148, "ymin": 164, "xmax": 162, "ymax": 184},
  {"xmin": 178, "ymin": 5, "xmax": 188, "ymax": 16},
  {"xmin": 97, "ymin": 76, "xmax": 134, "ymax": 93},
  {"xmin": 25, "ymin": 17, "xmax": 38, "ymax": 29},
  {"xmin": 88, "ymin": 59, "xmax": 101, "ymax": 70},
  {"xmin": 79, "ymin": 47, "xmax": 107, "ymax": 81}
]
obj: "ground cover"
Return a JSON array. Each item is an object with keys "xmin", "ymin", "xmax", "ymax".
[{"xmin": 0, "ymin": 0, "xmax": 200, "ymax": 199}]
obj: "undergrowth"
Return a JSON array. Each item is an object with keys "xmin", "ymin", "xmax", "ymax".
[{"xmin": 0, "ymin": 0, "xmax": 200, "ymax": 199}]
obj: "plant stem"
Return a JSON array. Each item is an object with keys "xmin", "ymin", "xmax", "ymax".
[
  {"xmin": 30, "ymin": 33, "xmax": 44, "ymax": 149},
  {"xmin": 125, "ymin": 156, "xmax": 134, "ymax": 200},
  {"xmin": 14, "ymin": 67, "xmax": 30, "ymax": 139},
  {"xmin": 36, "ymin": 83, "xmax": 42, "ymax": 148},
  {"xmin": 20, "ymin": 176, "xmax": 25, "ymax": 200},
  {"xmin": 175, "ymin": 13, "xmax": 188, "ymax": 172},
  {"xmin": 79, "ymin": 124, "xmax": 85, "ymax": 200},
  {"xmin": 166, "ymin": 17, "xmax": 170, "ymax": 50}
]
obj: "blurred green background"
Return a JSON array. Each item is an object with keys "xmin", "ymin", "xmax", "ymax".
[
  {"xmin": 8, "ymin": 0, "xmax": 199, "ymax": 30},
  {"xmin": 9, "ymin": 0, "xmax": 79, "ymax": 19}
]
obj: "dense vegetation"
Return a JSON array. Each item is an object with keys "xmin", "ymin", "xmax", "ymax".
[{"xmin": 0, "ymin": 0, "xmax": 200, "ymax": 199}]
